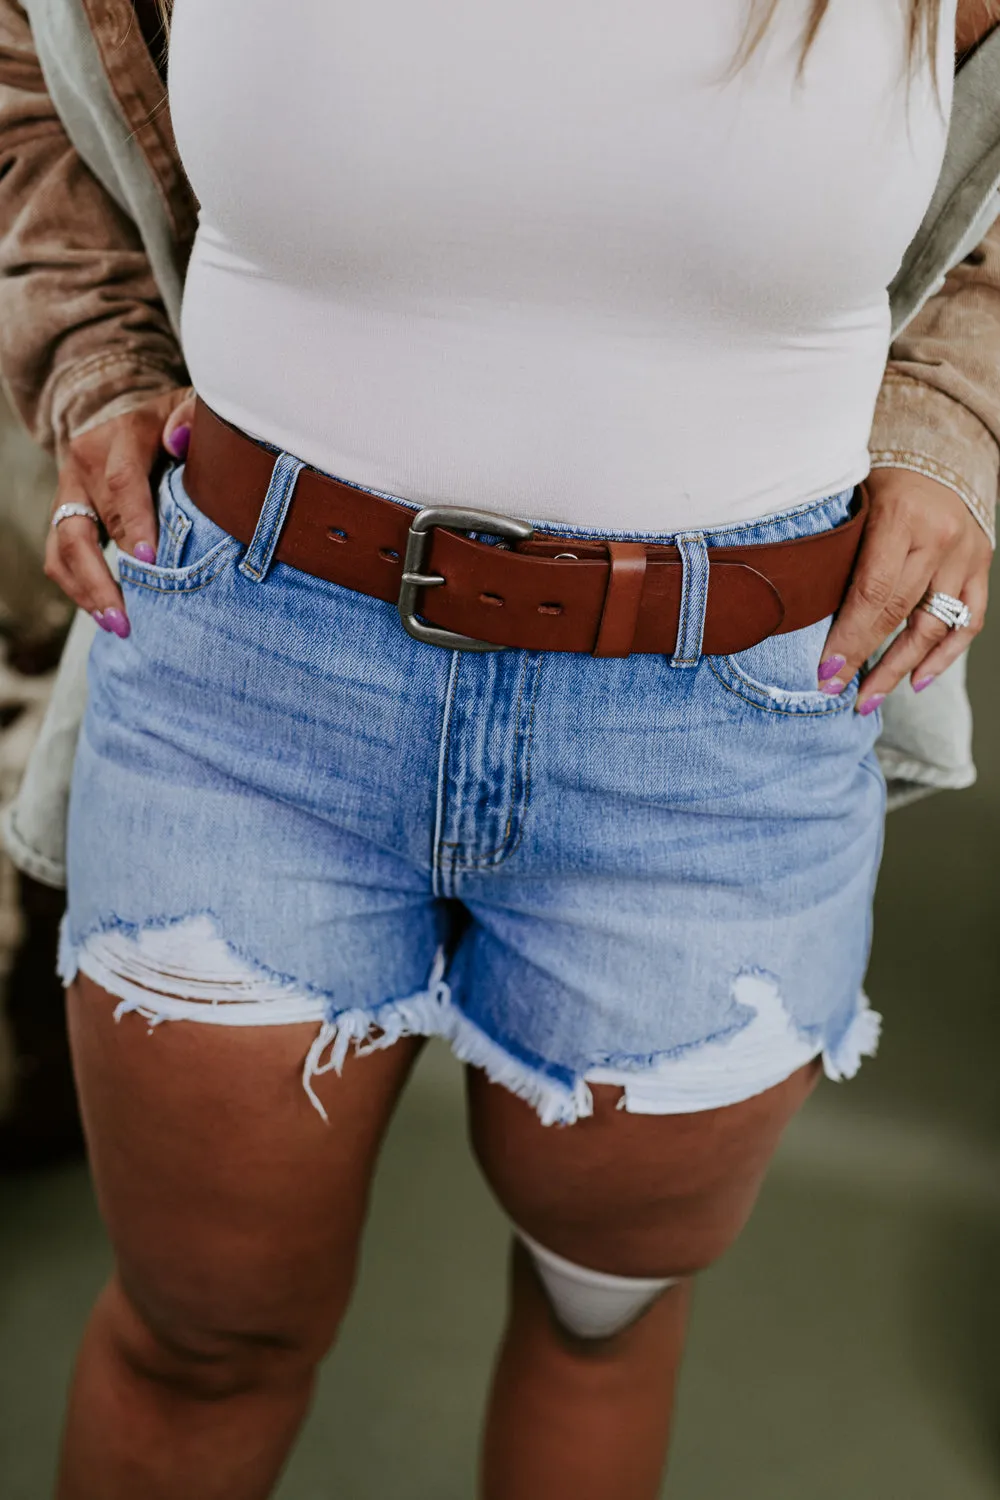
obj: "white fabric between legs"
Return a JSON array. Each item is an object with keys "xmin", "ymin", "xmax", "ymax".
[{"xmin": 516, "ymin": 1227, "xmax": 679, "ymax": 1340}]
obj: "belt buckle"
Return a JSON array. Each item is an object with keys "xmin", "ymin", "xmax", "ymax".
[{"xmin": 397, "ymin": 505, "xmax": 535, "ymax": 651}]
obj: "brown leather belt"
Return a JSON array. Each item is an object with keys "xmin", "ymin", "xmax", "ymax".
[{"xmin": 184, "ymin": 399, "xmax": 867, "ymax": 658}]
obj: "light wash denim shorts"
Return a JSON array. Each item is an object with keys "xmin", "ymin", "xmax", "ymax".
[{"xmin": 60, "ymin": 455, "xmax": 886, "ymax": 1124}]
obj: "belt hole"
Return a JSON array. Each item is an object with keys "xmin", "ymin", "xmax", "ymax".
[
  {"xmin": 328, "ymin": 527, "xmax": 348, "ymax": 543},
  {"xmin": 538, "ymin": 602, "xmax": 563, "ymax": 616},
  {"xmin": 480, "ymin": 592, "xmax": 504, "ymax": 608},
  {"xmin": 379, "ymin": 547, "xmax": 399, "ymax": 562}
]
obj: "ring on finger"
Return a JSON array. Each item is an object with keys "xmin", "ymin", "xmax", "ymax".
[
  {"xmin": 51, "ymin": 502, "xmax": 100, "ymax": 531},
  {"xmin": 919, "ymin": 589, "xmax": 972, "ymax": 631}
]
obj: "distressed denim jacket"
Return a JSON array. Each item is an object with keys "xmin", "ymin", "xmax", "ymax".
[{"xmin": 2, "ymin": 0, "xmax": 1000, "ymax": 886}]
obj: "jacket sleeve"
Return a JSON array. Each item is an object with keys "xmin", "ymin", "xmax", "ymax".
[
  {"xmin": 0, "ymin": 0, "xmax": 186, "ymax": 458},
  {"xmin": 869, "ymin": 216, "xmax": 1000, "ymax": 547}
]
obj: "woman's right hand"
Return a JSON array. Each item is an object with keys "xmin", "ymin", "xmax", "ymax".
[{"xmin": 44, "ymin": 387, "xmax": 195, "ymax": 637}]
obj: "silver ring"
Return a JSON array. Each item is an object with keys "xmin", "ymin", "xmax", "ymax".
[
  {"xmin": 51, "ymin": 502, "xmax": 100, "ymax": 530},
  {"xmin": 920, "ymin": 590, "xmax": 973, "ymax": 631}
]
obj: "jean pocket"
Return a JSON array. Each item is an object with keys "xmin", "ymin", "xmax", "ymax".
[
  {"xmin": 709, "ymin": 617, "xmax": 858, "ymax": 715},
  {"xmin": 118, "ymin": 467, "xmax": 241, "ymax": 596}
]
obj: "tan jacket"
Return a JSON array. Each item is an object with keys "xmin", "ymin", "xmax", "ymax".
[{"xmin": 0, "ymin": 0, "xmax": 192, "ymax": 458}]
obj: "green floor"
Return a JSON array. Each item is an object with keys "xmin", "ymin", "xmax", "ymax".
[{"xmin": 2, "ymin": 631, "xmax": 999, "ymax": 1497}]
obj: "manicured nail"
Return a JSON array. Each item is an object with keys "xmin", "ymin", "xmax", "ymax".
[
  {"xmin": 165, "ymin": 423, "xmax": 191, "ymax": 459},
  {"xmin": 91, "ymin": 610, "xmax": 114, "ymax": 633},
  {"xmin": 818, "ymin": 654, "xmax": 846, "ymax": 682},
  {"xmin": 820, "ymin": 678, "xmax": 845, "ymax": 696},
  {"xmin": 913, "ymin": 675, "xmax": 935, "ymax": 693},
  {"xmin": 858, "ymin": 693, "xmax": 885, "ymax": 717},
  {"xmin": 101, "ymin": 608, "xmax": 130, "ymax": 640},
  {"xmin": 133, "ymin": 541, "xmax": 156, "ymax": 563}
]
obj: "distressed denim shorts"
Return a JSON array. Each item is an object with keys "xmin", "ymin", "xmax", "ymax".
[{"xmin": 60, "ymin": 455, "xmax": 886, "ymax": 1125}]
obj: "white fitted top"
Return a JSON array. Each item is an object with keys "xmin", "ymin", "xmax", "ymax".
[{"xmin": 169, "ymin": 0, "xmax": 954, "ymax": 532}]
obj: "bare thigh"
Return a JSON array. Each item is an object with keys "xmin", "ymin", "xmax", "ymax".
[
  {"xmin": 467, "ymin": 1061, "xmax": 822, "ymax": 1276},
  {"xmin": 68, "ymin": 976, "xmax": 422, "ymax": 1358}
]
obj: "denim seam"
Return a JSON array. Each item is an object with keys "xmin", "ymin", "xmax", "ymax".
[
  {"xmin": 431, "ymin": 651, "xmax": 463, "ymax": 899},
  {"xmin": 670, "ymin": 533, "xmax": 709, "ymax": 668},
  {"xmin": 239, "ymin": 453, "xmax": 305, "ymax": 583},
  {"xmin": 707, "ymin": 656, "xmax": 856, "ymax": 717},
  {"xmin": 441, "ymin": 652, "xmax": 537, "ymax": 867},
  {"xmin": 118, "ymin": 538, "xmax": 241, "ymax": 595},
  {"xmin": 588, "ymin": 1015, "xmax": 755, "ymax": 1071},
  {"xmin": 440, "ymin": 653, "xmax": 527, "ymax": 862},
  {"xmin": 450, "ymin": 653, "xmax": 543, "ymax": 869}
]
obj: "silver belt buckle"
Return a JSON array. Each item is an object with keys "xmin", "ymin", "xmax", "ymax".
[{"xmin": 397, "ymin": 505, "xmax": 535, "ymax": 651}]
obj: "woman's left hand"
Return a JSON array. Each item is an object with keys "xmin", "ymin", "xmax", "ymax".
[{"xmin": 819, "ymin": 468, "xmax": 992, "ymax": 714}]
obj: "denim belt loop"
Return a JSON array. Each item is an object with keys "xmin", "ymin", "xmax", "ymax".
[
  {"xmin": 238, "ymin": 452, "xmax": 307, "ymax": 583},
  {"xmin": 669, "ymin": 532, "xmax": 710, "ymax": 668}
]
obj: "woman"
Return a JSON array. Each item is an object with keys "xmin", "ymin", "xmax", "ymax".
[{"xmin": 28, "ymin": 1, "xmax": 997, "ymax": 1496}]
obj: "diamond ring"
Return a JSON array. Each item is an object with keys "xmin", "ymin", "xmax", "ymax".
[
  {"xmin": 51, "ymin": 502, "xmax": 100, "ymax": 530},
  {"xmin": 920, "ymin": 590, "xmax": 973, "ymax": 631}
]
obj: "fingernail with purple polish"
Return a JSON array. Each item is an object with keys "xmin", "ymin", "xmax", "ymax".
[
  {"xmin": 101, "ymin": 608, "xmax": 130, "ymax": 640},
  {"xmin": 133, "ymin": 541, "xmax": 156, "ymax": 564},
  {"xmin": 818, "ymin": 654, "xmax": 846, "ymax": 682},
  {"xmin": 91, "ymin": 610, "xmax": 114, "ymax": 633},
  {"xmin": 858, "ymin": 693, "xmax": 886, "ymax": 717},
  {"xmin": 820, "ymin": 678, "xmax": 845, "ymax": 696},
  {"xmin": 913, "ymin": 675, "xmax": 935, "ymax": 693},
  {"xmin": 165, "ymin": 423, "xmax": 191, "ymax": 460}
]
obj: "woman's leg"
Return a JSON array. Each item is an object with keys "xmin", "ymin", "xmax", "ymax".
[
  {"xmin": 58, "ymin": 975, "xmax": 422, "ymax": 1500},
  {"xmin": 470, "ymin": 1059, "xmax": 821, "ymax": 1500}
]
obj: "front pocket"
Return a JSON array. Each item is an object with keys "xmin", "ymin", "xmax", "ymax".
[
  {"xmin": 709, "ymin": 617, "xmax": 858, "ymax": 716},
  {"xmin": 117, "ymin": 468, "xmax": 241, "ymax": 596}
]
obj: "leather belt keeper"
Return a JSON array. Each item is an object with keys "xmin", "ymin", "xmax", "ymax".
[{"xmin": 184, "ymin": 400, "xmax": 868, "ymax": 658}]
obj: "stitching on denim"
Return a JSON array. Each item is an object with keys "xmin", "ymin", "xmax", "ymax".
[
  {"xmin": 707, "ymin": 656, "xmax": 855, "ymax": 717},
  {"xmin": 459, "ymin": 653, "xmax": 544, "ymax": 869},
  {"xmin": 442, "ymin": 653, "xmax": 532, "ymax": 865},
  {"xmin": 670, "ymin": 532, "xmax": 709, "ymax": 668},
  {"xmin": 156, "ymin": 472, "xmax": 192, "ymax": 563},
  {"xmin": 239, "ymin": 454, "xmax": 305, "ymax": 584},
  {"xmin": 158, "ymin": 510, "xmax": 190, "ymax": 567},
  {"xmin": 589, "ymin": 1015, "xmax": 755, "ymax": 1071},
  {"xmin": 118, "ymin": 538, "xmax": 241, "ymax": 595},
  {"xmin": 432, "ymin": 652, "xmax": 463, "ymax": 898}
]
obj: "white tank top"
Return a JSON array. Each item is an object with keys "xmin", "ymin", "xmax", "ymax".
[{"xmin": 169, "ymin": 0, "xmax": 954, "ymax": 532}]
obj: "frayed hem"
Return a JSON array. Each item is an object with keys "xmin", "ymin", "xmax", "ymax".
[
  {"xmin": 60, "ymin": 917, "xmax": 880, "ymax": 1126},
  {"xmin": 302, "ymin": 954, "xmax": 593, "ymax": 1126},
  {"xmin": 822, "ymin": 993, "xmax": 882, "ymax": 1082},
  {"xmin": 62, "ymin": 918, "xmax": 591, "ymax": 1126}
]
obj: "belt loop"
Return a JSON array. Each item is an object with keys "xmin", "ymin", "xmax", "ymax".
[
  {"xmin": 238, "ymin": 452, "xmax": 306, "ymax": 583},
  {"xmin": 669, "ymin": 532, "xmax": 710, "ymax": 668},
  {"xmin": 593, "ymin": 543, "xmax": 648, "ymax": 658}
]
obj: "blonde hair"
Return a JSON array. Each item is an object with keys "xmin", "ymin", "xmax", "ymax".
[
  {"xmin": 735, "ymin": 0, "xmax": 943, "ymax": 79},
  {"xmin": 153, "ymin": 1, "xmax": 943, "ymax": 71}
]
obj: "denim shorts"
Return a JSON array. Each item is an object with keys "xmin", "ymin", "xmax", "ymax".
[{"xmin": 60, "ymin": 456, "xmax": 886, "ymax": 1125}]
